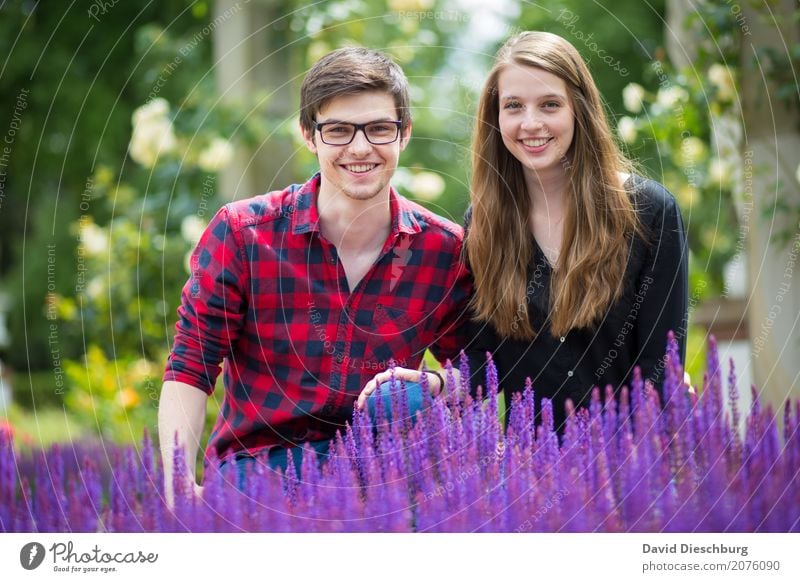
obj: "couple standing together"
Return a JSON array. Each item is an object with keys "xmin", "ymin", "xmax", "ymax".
[{"xmin": 160, "ymin": 31, "xmax": 688, "ymax": 495}]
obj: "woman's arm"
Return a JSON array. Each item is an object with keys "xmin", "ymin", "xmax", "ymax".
[{"xmin": 633, "ymin": 182, "xmax": 689, "ymax": 386}]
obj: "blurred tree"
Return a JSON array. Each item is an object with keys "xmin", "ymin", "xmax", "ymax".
[
  {"xmin": 0, "ymin": 0, "xmax": 212, "ymax": 371},
  {"xmin": 513, "ymin": 0, "xmax": 666, "ymax": 117}
]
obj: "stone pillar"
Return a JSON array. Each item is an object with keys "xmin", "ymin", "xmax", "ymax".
[
  {"xmin": 665, "ymin": 0, "xmax": 698, "ymax": 69},
  {"xmin": 741, "ymin": 0, "xmax": 800, "ymax": 403},
  {"xmin": 213, "ymin": 0, "xmax": 297, "ymax": 200}
]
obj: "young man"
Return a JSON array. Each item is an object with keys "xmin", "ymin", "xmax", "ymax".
[{"xmin": 159, "ymin": 47, "xmax": 470, "ymax": 498}]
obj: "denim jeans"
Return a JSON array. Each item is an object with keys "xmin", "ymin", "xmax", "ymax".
[
  {"xmin": 222, "ymin": 439, "xmax": 332, "ymax": 489},
  {"xmin": 222, "ymin": 380, "xmax": 425, "ymax": 487},
  {"xmin": 366, "ymin": 379, "xmax": 425, "ymax": 423}
]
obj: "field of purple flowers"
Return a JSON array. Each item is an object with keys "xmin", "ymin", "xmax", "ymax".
[{"xmin": 2, "ymin": 335, "xmax": 798, "ymax": 532}]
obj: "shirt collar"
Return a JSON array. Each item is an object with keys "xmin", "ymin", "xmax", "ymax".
[
  {"xmin": 291, "ymin": 173, "xmax": 422, "ymax": 237},
  {"xmin": 289, "ymin": 174, "xmax": 322, "ymax": 235}
]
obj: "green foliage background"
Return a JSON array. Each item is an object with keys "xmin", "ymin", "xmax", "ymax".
[{"xmin": 0, "ymin": 0, "xmax": 738, "ymax": 446}]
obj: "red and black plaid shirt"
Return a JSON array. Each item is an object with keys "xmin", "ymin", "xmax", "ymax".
[{"xmin": 164, "ymin": 174, "xmax": 471, "ymax": 461}]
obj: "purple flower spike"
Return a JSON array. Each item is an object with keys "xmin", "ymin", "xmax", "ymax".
[
  {"xmin": 389, "ymin": 375, "xmax": 404, "ymax": 424},
  {"xmin": 374, "ymin": 370, "xmax": 388, "ymax": 428},
  {"xmin": 444, "ymin": 359, "xmax": 459, "ymax": 410},
  {"xmin": 459, "ymin": 350, "xmax": 471, "ymax": 396},
  {"xmin": 485, "ymin": 351, "xmax": 499, "ymax": 396},
  {"xmin": 727, "ymin": 357, "xmax": 742, "ymax": 461},
  {"xmin": 419, "ymin": 361, "xmax": 435, "ymax": 409},
  {"xmin": 704, "ymin": 336, "xmax": 724, "ymax": 432},
  {"xmin": 284, "ymin": 450, "xmax": 299, "ymax": 507},
  {"xmin": 3, "ymin": 337, "xmax": 799, "ymax": 533},
  {"xmin": 541, "ymin": 397, "xmax": 555, "ymax": 436},
  {"xmin": 507, "ymin": 392, "xmax": 524, "ymax": 445}
]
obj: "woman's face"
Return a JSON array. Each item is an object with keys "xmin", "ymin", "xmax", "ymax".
[{"xmin": 496, "ymin": 63, "xmax": 575, "ymax": 181}]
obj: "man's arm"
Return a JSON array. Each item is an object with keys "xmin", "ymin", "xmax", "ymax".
[
  {"xmin": 159, "ymin": 205, "xmax": 247, "ymax": 505},
  {"xmin": 158, "ymin": 381, "xmax": 208, "ymax": 507}
]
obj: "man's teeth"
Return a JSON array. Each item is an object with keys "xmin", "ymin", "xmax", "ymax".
[
  {"xmin": 345, "ymin": 164, "xmax": 377, "ymax": 173},
  {"xmin": 522, "ymin": 138, "xmax": 551, "ymax": 147}
]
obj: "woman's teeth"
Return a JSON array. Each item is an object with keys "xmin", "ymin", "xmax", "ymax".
[{"xmin": 522, "ymin": 138, "xmax": 551, "ymax": 147}]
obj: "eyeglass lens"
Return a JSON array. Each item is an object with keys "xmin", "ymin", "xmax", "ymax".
[{"xmin": 319, "ymin": 122, "xmax": 399, "ymax": 145}]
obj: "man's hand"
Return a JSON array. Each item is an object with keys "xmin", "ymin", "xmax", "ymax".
[
  {"xmin": 158, "ymin": 381, "xmax": 208, "ymax": 510},
  {"xmin": 192, "ymin": 483, "xmax": 204, "ymax": 501},
  {"xmin": 165, "ymin": 478, "xmax": 204, "ymax": 510},
  {"xmin": 356, "ymin": 367, "xmax": 443, "ymax": 411},
  {"xmin": 684, "ymin": 371, "xmax": 696, "ymax": 395}
]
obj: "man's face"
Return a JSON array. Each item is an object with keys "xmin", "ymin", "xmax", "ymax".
[{"xmin": 303, "ymin": 91, "xmax": 410, "ymax": 202}]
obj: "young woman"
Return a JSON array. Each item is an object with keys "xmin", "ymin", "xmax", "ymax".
[
  {"xmin": 357, "ymin": 31, "xmax": 688, "ymax": 430},
  {"xmin": 463, "ymin": 31, "xmax": 688, "ymax": 431}
]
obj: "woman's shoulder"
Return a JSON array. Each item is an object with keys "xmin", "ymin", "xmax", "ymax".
[
  {"xmin": 463, "ymin": 204, "xmax": 474, "ymax": 234},
  {"xmin": 625, "ymin": 174, "xmax": 681, "ymax": 222}
]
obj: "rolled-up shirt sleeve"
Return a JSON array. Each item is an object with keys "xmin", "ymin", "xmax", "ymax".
[{"xmin": 163, "ymin": 205, "xmax": 248, "ymax": 394}]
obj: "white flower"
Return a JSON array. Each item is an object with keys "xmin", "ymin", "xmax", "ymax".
[
  {"xmin": 676, "ymin": 184, "xmax": 699, "ymax": 209},
  {"xmin": 617, "ymin": 116, "xmax": 638, "ymax": 144},
  {"xmin": 708, "ymin": 64, "xmax": 736, "ymax": 101},
  {"xmin": 622, "ymin": 83, "xmax": 646, "ymax": 113},
  {"xmin": 132, "ymin": 98, "xmax": 170, "ymax": 126},
  {"xmin": 130, "ymin": 358, "xmax": 155, "ymax": 381},
  {"xmin": 723, "ymin": 253, "xmax": 746, "ymax": 298},
  {"xmin": 81, "ymin": 222, "xmax": 108, "ymax": 256},
  {"xmin": 708, "ymin": 157, "xmax": 730, "ymax": 187},
  {"xmin": 197, "ymin": 137, "xmax": 234, "ymax": 172},
  {"xmin": 180, "ymin": 215, "xmax": 207, "ymax": 244},
  {"xmin": 656, "ymin": 86, "xmax": 688, "ymax": 109},
  {"xmin": 86, "ymin": 277, "xmax": 104, "ymax": 300},
  {"xmin": 388, "ymin": 0, "xmax": 434, "ymax": 10},
  {"xmin": 680, "ymin": 137, "xmax": 707, "ymax": 166},
  {"xmin": 129, "ymin": 117, "xmax": 177, "ymax": 168},
  {"xmin": 410, "ymin": 171, "xmax": 446, "ymax": 201}
]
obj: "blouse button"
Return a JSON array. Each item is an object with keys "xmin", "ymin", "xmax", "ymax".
[{"xmin": 567, "ymin": 370, "xmax": 574, "ymax": 378}]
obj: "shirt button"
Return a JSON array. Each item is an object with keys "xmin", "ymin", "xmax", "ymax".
[
  {"xmin": 559, "ymin": 336, "xmax": 565, "ymax": 343},
  {"xmin": 567, "ymin": 370, "xmax": 574, "ymax": 378}
]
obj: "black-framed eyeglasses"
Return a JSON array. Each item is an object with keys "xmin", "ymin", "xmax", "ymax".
[{"xmin": 312, "ymin": 120, "xmax": 402, "ymax": 145}]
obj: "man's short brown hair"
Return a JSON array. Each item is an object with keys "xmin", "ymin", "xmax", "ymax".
[{"xmin": 300, "ymin": 47, "xmax": 411, "ymax": 134}]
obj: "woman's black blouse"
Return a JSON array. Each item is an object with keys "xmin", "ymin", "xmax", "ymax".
[{"xmin": 462, "ymin": 176, "xmax": 689, "ymax": 431}]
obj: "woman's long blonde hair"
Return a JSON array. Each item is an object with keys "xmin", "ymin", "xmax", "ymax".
[{"xmin": 467, "ymin": 31, "xmax": 642, "ymax": 340}]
